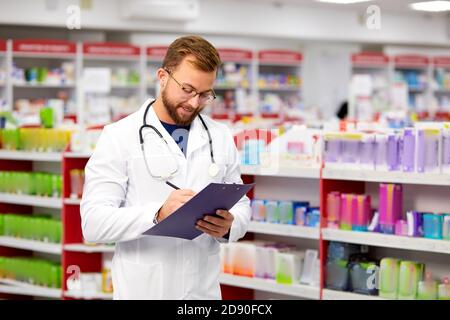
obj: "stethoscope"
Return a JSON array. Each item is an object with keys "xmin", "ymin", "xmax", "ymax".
[{"xmin": 138, "ymin": 99, "xmax": 220, "ymax": 180}]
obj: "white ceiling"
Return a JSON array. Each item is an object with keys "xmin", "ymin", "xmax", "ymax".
[{"xmin": 239, "ymin": 0, "xmax": 450, "ymax": 14}]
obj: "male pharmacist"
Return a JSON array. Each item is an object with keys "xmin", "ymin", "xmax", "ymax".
[{"xmin": 80, "ymin": 35, "xmax": 251, "ymax": 300}]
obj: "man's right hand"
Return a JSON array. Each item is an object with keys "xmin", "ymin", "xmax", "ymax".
[{"xmin": 156, "ymin": 189, "xmax": 196, "ymax": 222}]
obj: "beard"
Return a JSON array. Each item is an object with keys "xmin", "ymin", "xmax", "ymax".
[{"xmin": 161, "ymin": 89, "xmax": 204, "ymax": 126}]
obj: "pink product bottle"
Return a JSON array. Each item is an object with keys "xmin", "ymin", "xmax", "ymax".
[
  {"xmin": 326, "ymin": 192, "xmax": 341, "ymax": 229},
  {"xmin": 340, "ymin": 193, "xmax": 353, "ymax": 231},
  {"xmin": 351, "ymin": 195, "xmax": 371, "ymax": 232},
  {"xmin": 395, "ymin": 220, "xmax": 409, "ymax": 236},
  {"xmin": 379, "ymin": 183, "xmax": 403, "ymax": 234}
]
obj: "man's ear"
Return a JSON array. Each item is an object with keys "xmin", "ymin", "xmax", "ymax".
[{"xmin": 156, "ymin": 68, "xmax": 167, "ymax": 88}]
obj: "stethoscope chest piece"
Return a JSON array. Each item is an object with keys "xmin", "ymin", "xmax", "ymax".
[{"xmin": 208, "ymin": 163, "xmax": 220, "ymax": 178}]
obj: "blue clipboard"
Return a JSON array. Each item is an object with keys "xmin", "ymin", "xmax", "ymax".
[{"xmin": 143, "ymin": 183, "xmax": 254, "ymax": 240}]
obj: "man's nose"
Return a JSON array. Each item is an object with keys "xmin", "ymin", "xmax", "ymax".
[{"xmin": 187, "ymin": 94, "xmax": 201, "ymax": 108}]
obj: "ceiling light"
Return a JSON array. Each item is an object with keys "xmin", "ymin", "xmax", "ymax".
[
  {"xmin": 316, "ymin": 0, "xmax": 373, "ymax": 4},
  {"xmin": 410, "ymin": 1, "xmax": 450, "ymax": 12}
]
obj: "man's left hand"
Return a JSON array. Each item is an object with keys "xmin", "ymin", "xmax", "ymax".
[{"xmin": 196, "ymin": 210, "xmax": 234, "ymax": 239}]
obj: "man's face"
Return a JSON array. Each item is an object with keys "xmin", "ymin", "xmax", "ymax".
[{"xmin": 161, "ymin": 57, "xmax": 216, "ymax": 126}]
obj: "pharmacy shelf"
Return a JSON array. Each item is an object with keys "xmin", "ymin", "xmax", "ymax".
[
  {"xmin": 0, "ymin": 278, "xmax": 61, "ymax": 299},
  {"xmin": 0, "ymin": 150, "xmax": 62, "ymax": 162},
  {"xmin": 13, "ymin": 83, "xmax": 75, "ymax": 89},
  {"xmin": 322, "ymin": 228, "xmax": 450, "ymax": 255},
  {"xmin": 64, "ymin": 291, "xmax": 113, "ymax": 300},
  {"xmin": 219, "ymin": 273, "xmax": 319, "ymax": 300},
  {"xmin": 13, "ymin": 52, "xmax": 75, "ymax": 59},
  {"xmin": 215, "ymin": 84, "xmax": 250, "ymax": 90},
  {"xmin": 247, "ymin": 221, "xmax": 319, "ymax": 240},
  {"xmin": 0, "ymin": 193, "xmax": 62, "ymax": 209},
  {"xmin": 63, "ymin": 152, "xmax": 92, "ymax": 159},
  {"xmin": 64, "ymin": 198, "xmax": 81, "ymax": 205},
  {"xmin": 110, "ymin": 84, "xmax": 140, "ymax": 89},
  {"xmin": 64, "ymin": 243, "xmax": 115, "ymax": 253},
  {"xmin": 258, "ymin": 86, "xmax": 301, "ymax": 92},
  {"xmin": 322, "ymin": 289, "xmax": 385, "ymax": 300},
  {"xmin": 0, "ymin": 236, "xmax": 62, "ymax": 255},
  {"xmin": 240, "ymin": 165, "xmax": 320, "ymax": 179},
  {"xmin": 322, "ymin": 167, "xmax": 450, "ymax": 186}
]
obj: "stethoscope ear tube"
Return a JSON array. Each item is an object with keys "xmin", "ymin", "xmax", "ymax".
[{"xmin": 140, "ymin": 99, "xmax": 217, "ymax": 177}]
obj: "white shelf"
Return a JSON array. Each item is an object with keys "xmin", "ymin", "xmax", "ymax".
[
  {"xmin": 0, "ymin": 150, "xmax": 62, "ymax": 162},
  {"xmin": 0, "ymin": 278, "xmax": 61, "ymax": 299},
  {"xmin": 83, "ymin": 56, "xmax": 140, "ymax": 62},
  {"xmin": 0, "ymin": 193, "xmax": 62, "ymax": 208},
  {"xmin": 322, "ymin": 228, "xmax": 450, "ymax": 254},
  {"xmin": 219, "ymin": 273, "xmax": 319, "ymax": 300},
  {"xmin": 240, "ymin": 165, "xmax": 320, "ymax": 179},
  {"xmin": 64, "ymin": 198, "xmax": 81, "ymax": 205},
  {"xmin": 13, "ymin": 53, "xmax": 75, "ymax": 59},
  {"xmin": 247, "ymin": 221, "xmax": 319, "ymax": 240},
  {"xmin": 322, "ymin": 289, "xmax": 385, "ymax": 300},
  {"xmin": 215, "ymin": 85, "xmax": 250, "ymax": 90},
  {"xmin": 111, "ymin": 84, "xmax": 140, "ymax": 89},
  {"xmin": 64, "ymin": 291, "xmax": 113, "ymax": 300},
  {"xmin": 63, "ymin": 152, "xmax": 92, "ymax": 159},
  {"xmin": 258, "ymin": 86, "xmax": 301, "ymax": 92},
  {"xmin": 13, "ymin": 83, "xmax": 75, "ymax": 89},
  {"xmin": 64, "ymin": 243, "xmax": 115, "ymax": 253},
  {"xmin": 0, "ymin": 236, "xmax": 62, "ymax": 255},
  {"xmin": 322, "ymin": 167, "xmax": 450, "ymax": 186}
]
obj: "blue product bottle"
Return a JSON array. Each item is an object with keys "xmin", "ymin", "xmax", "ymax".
[
  {"xmin": 423, "ymin": 213, "xmax": 443, "ymax": 239},
  {"xmin": 293, "ymin": 201, "xmax": 309, "ymax": 226},
  {"xmin": 306, "ymin": 207, "xmax": 320, "ymax": 227},
  {"xmin": 265, "ymin": 200, "xmax": 279, "ymax": 223}
]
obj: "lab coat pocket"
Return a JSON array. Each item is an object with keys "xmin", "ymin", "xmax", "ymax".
[{"xmin": 115, "ymin": 259, "xmax": 163, "ymax": 300}]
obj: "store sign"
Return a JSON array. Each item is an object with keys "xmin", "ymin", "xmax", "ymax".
[
  {"xmin": 83, "ymin": 43, "xmax": 141, "ymax": 56},
  {"xmin": 433, "ymin": 57, "xmax": 450, "ymax": 68},
  {"xmin": 394, "ymin": 55, "xmax": 429, "ymax": 67},
  {"xmin": 258, "ymin": 50, "xmax": 302, "ymax": 64},
  {"xmin": 13, "ymin": 39, "xmax": 76, "ymax": 54},
  {"xmin": 0, "ymin": 40, "xmax": 6, "ymax": 52},
  {"xmin": 217, "ymin": 49, "xmax": 253, "ymax": 62},
  {"xmin": 352, "ymin": 52, "xmax": 389, "ymax": 66},
  {"xmin": 147, "ymin": 46, "xmax": 168, "ymax": 59}
]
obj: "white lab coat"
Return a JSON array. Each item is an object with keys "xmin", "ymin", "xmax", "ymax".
[{"xmin": 80, "ymin": 99, "xmax": 251, "ymax": 300}]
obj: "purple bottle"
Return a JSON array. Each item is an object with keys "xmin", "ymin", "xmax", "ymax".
[
  {"xmin": 402, "ymin": 128, "xmax": 416, "ymax": 172},
  {"xmin": 360, "ymin": 134, "xmax": 375, "ymax": 170},
  {"xmin": 387, "ymin": 133, "xmax": 400, "ymax": 171},
  {"xmin": 417, "ymin": 129, "xmax": 439, "ymax": 173},
  {"xmin": 443, "ymin": 129, "xmax": 450, "ymax": 173},
  {"xmin": 324, "ymin": 136, "xmax": 341, "ymax": 165}
]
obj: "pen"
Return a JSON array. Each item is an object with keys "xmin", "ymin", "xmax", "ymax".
[{"xmin": 166, "ymin": 181, "xmax": 180, "ymax": 190}]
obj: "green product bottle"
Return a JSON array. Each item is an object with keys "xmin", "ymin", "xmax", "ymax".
[
  {"xmin": 40, "ymin": 107, "xmax": 54, "ymax": 129},
  {"xmin": 379, "ymin": 258, "xmax": 401, "ymax": 299}
]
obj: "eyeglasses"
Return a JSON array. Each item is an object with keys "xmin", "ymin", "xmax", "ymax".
[{"xmin": 164, "ymin": 68, "xmax": 216, "ymax": 104}]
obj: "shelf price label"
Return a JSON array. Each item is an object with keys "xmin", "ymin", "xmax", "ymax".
[
  {"xmin": 351, "ymin": 52, "xmax": 389, "ymax": 66},
  {"xmin": 217, "ymin": 48, "xmax": 253, "ymax": 62},
  {"xmin": 13, "ymin": 39, "xmax": 76, "ymax": 55},
  {"xmin": 258, "ymin": 50, "xmax": 303, "ymax": 64},
  {"xmin": 147, "ymin": 46, "xmax": 168, "ymax": 60},
  {"xmin": 0, "ymin": 40, "xmax": 6, "ymax": 52},
  {"xmin": 83, "ymin": 42, "xmax": 141, "ymax": 57},
  {"xmin": 394, "ymin": 55, "xmax": 430, "ymax": 68},
  {"xmin": 433, "ymin": 56, "xmax": 450, "ymax": 68}
]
